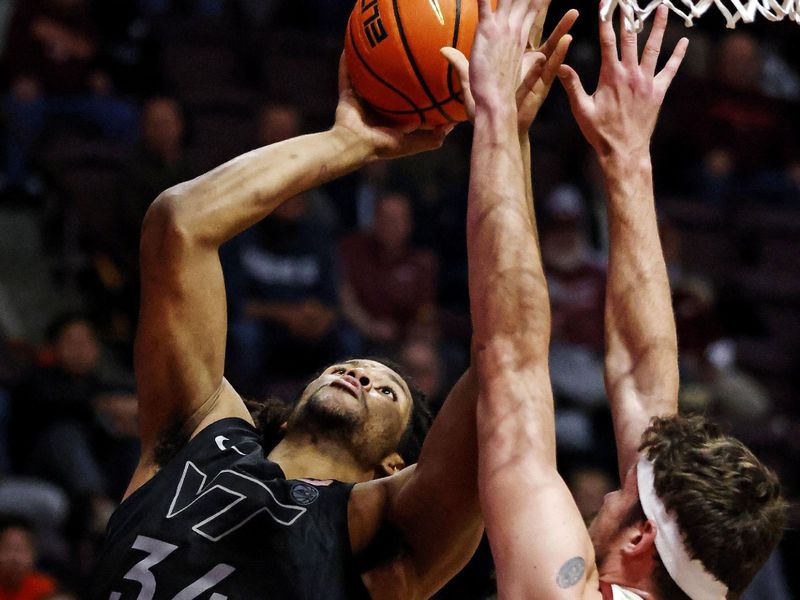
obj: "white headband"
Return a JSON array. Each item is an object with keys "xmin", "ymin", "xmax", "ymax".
[{"xmin": 636, "ymin": 456, "xmax": 728, "ymax": 600}]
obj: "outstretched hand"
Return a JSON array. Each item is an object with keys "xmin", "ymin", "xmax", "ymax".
[
  {"xmin": 517, "ymin": 8, "xmax": 578, "ymax": 133},
  {"xmin": 442, "ymin": 8, "xmax": 577, "ymax": 133},
  {"xmin": 440, "ymin": 0, "xmax": 546, "ymax": 119},
  {"xmin": 333, "ymin": 55, "xmax": 453, "ymax": 160},
  {"xmin": 558, "ymin": 4, "xmax": 688, "ymax": 159}
]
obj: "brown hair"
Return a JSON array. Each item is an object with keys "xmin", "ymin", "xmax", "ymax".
[{"xmin": 637, "ymin": 414, "xmax": 787, "ymax": 598}]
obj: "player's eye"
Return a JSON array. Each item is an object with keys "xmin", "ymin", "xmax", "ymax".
[
  {"xmin": 331, "ymin": 367, "xmax": 346, "ymax": 375},
  {"xmin": 379, "ymin": 386, "xmax": 397, "ymax": 401}
]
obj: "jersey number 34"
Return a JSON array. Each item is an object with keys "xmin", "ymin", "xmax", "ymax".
[{"xmin": 109, "ymin": 535, "xmax": 235, "ymax": 600}]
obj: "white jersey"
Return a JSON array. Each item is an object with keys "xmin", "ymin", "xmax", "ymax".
[{"xmin": 611, "ymin": 584, "xmax": 645, "ymax": 600}]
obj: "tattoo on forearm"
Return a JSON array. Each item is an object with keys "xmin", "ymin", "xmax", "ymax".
[{"xmin": 556, "ymin": 557, "xmax": 586, "ymax": 588}]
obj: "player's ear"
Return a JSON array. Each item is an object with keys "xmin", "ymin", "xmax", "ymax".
[
  {"xmin": 377, "ymin": 452, "xmax": 406, "ymax": 477},
  {"xmin": 622, "ymin": 519, "xmax": 657, "ymax": 558},
  {"xmin": 279, "ymin": 421, "xmax": 288, "ymax": 433}
]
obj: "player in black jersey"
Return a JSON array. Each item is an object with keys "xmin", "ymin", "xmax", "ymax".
[
  {"xmin": 90, "ymin": 8, "xmax": 576, "ymax": 596},
  {"xmin": 90, "ymin": 60, "xmax": 479, "ymax": 599}
]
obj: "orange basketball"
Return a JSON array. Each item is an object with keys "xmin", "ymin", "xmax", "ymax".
[{"xmin": 344, "ymin": 0, "xmax": 494, "ymax": 128}]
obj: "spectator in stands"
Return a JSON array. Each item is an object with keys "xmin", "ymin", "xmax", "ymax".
[
  {"xmin": 0, "ymin": 4, "xmax": 12, "ymax": 52},
  {"xmin": 565, "ymin": 465, "xmax": 615, "ymax": 525},
  {"xmin": 10, "ymin": 314, "xmax": 120, "ymax": 499},
  {"xmin": 740, "ymin": 549, "xmax": 793, "ymax": 600},
  {"xmin": 0, "ymin": 0, "xmax": 137, "ymax": 201},
  {"xmin": 257, "ymin": 103, "xmax": 339, "ymax": 230},
  {"xmin": 540, "ymin": 184, "xmax": 607, "ymax": 407},
  {"xmin": 89, "ymin": 384, "xmax": 140, "ymax": 499},
  {"xmin": 137, "ymin": 0, "xmax": 225, "ymax": 18},
  {"xmin": 0, "ymin": 516, "xmax": 56, "ymax": 600},
  {"xmin": 339, "ymin": 191, "xmax": 438, "ymax": 355},
  {"xmin": 113, "ymin": 97, "xmax": 192, "ymax": 316},
  {"xmin": 399, "ymin": 337, "xmax": 445, "ymax": 414},
  {"xmin": 226, "ymin": 194, "xmax": 340, "ymax": 395},
  {"xmin": 0, "ymin": 332, "xmax": 23, "ymax": 475},
  {"xmin": 258, "ymin": 103, "xmax": 302, "ymax": 146},
  {"xmin": 659, "ymin": 219, "xmax": 774, "ymax": 427},
  {"xmin": 682, "ymin": 31, "xmax": 799, "ymax": 203},
  {"xmin": 11, "ymin": 313, "xmax": 101, "ymax": 469},
  {"xmin": 118, "ymin": 97, "xmax": 189, "ymax": 238}
]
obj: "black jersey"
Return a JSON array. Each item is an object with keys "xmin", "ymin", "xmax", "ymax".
[{"xmin": 91, "ymin": 418, "xmax": 372, "ymax": 600}]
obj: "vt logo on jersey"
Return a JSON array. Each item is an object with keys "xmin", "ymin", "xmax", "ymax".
[{"xmin": 168, "ymin": 462, "xmax": 307, "ymax": 542}]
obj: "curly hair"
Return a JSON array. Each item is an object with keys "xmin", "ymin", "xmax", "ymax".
[
  {"xmin": 248, "ymin": 357, "xmax": 434, "ymax": 468},
  {"xmin": 637, "ymin": 414, "xmax": 787, "ymax": 598}
]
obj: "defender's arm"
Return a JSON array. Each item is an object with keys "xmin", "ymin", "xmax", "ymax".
[
  {"xmin": 355, "ymin": 370, "xmax": 482, "ymax": 599},
  {"xmin": 559, "ymin": 5, "xmax": 688, "ymax": 480},
  {"xmin": 362, "ymin": 11, "xmax": 577, "ymax": 597},
  {"xmin": 601, "ymin": 156, "xmax": 677, "ymax": 479},
  {"xmin": 471, "ymin": 51, "xmax": 598, "ymax": 600},
  {"xmin": 361, "ymin": 13, "xmax": 578, "ymax": 597},
  {"xmin": 467, "ymin": 1, "xmax": 601, "ymax": 598}
]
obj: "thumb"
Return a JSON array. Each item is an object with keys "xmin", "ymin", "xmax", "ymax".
[
  {"xmin": 440, "ymin": 47, "xmax": 475, "ymax": 119},
  {"xmin": 557, "ymin": 64, "xmax": 588, "ymax": 110},
  {"xmin": 440, "ymin": 47, "xmax": 469, "ymax": 88}
]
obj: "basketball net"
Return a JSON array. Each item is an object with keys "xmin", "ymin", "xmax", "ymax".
[{"xmin": 602, "ymin": 0, "xmax": 800, "ymax": 30}]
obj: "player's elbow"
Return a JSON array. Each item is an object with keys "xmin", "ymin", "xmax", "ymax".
[{"xmin": 140, "ymin": 189, "xmax": 195, "ymax": 266}]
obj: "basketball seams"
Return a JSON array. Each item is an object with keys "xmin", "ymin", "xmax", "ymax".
[
  {"xmin": 346, "ymin": 14, "xmax": 426, "ymax": 126},
  {"xmin": 371, "ymin": 92, "xmax": 463, "ymax": 114},
  {"xmin": 446, "ymin": 0, "xmax": 463, "ymax": 103},
  {"xmin": 391, "ymin": 0, "xmax": 456, "ymax": 123}
]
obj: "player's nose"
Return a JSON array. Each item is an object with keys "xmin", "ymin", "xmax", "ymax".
[{"xmin": 346, "ymin": 367, "xmax": 372, "ymax": 390}]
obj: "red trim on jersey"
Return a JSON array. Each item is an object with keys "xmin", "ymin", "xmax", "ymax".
[{"xmin": 599, "ymin": 581, "xmax": 615, "ymax": 600}]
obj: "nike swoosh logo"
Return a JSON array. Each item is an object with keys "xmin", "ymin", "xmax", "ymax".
[{"xmin": 215, "ymin": 435, "xmax": 246, "ymax": 456}]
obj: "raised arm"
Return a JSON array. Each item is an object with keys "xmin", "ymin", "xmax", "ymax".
[
  {"xmin": 357, "ymin": 370, "xmax": 482, "ymax": 599},
  {"xmin": 558, "ymin": 6, "xmax": 688, "ymax": 480},
  {"xmin": 464, "ymin": 1, "xmax": 603, "ymax": 598},
  {"xmin": 363, "ymin": 17, "xmax": 578, "ymax": 598},
  {"xmin": 133, "ymin": 59, "xmax": 449, "ymax": 464}
]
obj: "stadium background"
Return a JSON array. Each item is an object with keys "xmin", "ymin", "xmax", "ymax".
[{"xmin": 0, "ymin": 0, "xmax": 797, "ymax": 597}]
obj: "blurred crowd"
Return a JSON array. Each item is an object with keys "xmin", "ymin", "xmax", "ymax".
[{"xmin": 0, "ymin": 0, "xmax": 797, "ymax": 598}]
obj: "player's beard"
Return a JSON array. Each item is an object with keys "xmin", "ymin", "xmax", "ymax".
[
  {"xmin": 587, "ymin": 515, "xmax": 609, "ymax": 569},
  {"xmin": 288, "ymin": 387, "xmax": 365, "ymax": 446}
]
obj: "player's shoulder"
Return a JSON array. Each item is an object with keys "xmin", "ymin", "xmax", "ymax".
[
  {"xmin": 121, "ymin": 415, "xmax": 270, "ymax": 504},
  {"xmin": 347, "ymin": 465, "xmax": 415, "ymax": 555},
  {"xmin": 161, "ymin": 416, "xmax": 264, "ymax": 468}
]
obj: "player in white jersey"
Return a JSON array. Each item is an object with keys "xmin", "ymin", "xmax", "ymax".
[{"xmin": 446, "ymin": 0, "xmax": 788, "ymax": 598}]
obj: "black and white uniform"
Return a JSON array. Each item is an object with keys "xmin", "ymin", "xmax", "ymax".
[{"xmin": 91, "ymin": 418, "xmax": 371, "ymax": 600}]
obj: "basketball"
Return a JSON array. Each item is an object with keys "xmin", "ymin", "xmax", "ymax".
[{"xmin": 344, "ymin": 0, "xmax": 495, "ymax": 128}]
